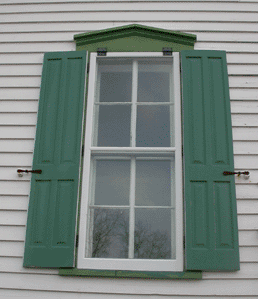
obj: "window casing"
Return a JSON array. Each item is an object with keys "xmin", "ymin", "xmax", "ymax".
[{"xmin": 78, "ymin": 52, "xmax": 183, "ymax": 272}]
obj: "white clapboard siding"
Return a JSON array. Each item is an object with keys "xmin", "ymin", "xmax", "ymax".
[
  {"xmin": 0, "ymin": 114, "xmax": 37, "ymax": 125},
  {"xmin": 1, "ymin": 2, "xmax": 258, "ymax": 13},
  {"xmin": 0, "ymin": 140, "xmax": 35, "ymax": 153},
  {"xmin": 233, "ymin": 127, "xmax": 258, "ymax": 141},
  {"xmin": 0, "ymin": 227, "xmax": 25, "ymax": 242},
  {"xmin": 0, "ymin": 272, "xmax": 258, "ymax": 296},
  {"xmin": 0, "ymin": 0, "xmax": 258, "ymax": 298},
  {"xmin": 1, "ymin": 12, "xmax": 258, "ymax": 23},
  {"xmin": 0, "ymin": 196, "xmax": 29, "ymax": 211},
  {"xmin": 237, "ymin": 200, "xmax": 258, "ymax": 215},
  {"xmin": 234, "ymin": 142, "xmax": 258, "ymax": 155},
  {"xmin": 0, "ymin": 101, "xmax": 38, "ymax": 113},
  {"xmin": 0, "ymin": 89, "xmax": 40, "ymax": 100},
  {"xmin": 2, "ymin": 21, "xmax": 258, "ymax": 33},
  {"xmin": 0, "ymin": 257, "xmax": 58, "ymax": 275},
  {"xmin": 231, "ymin": 101, "xmax": 258, "ymax": 113},
  {"xmin": 0, "ymin": 126, "xmax": 36, "ymax": 139}
]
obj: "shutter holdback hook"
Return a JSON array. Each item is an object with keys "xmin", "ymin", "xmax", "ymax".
[{"xmin": 17, "ymin": 169, "xmax": 42, "ymax": 177}]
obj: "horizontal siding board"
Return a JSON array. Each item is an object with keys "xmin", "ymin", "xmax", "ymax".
[
  {"xmin": 240, "ymin": 247, "xmax": 258, "ymax": 262},
  {"xmin": 228, "ymin": 64, "xmax": 258, "ymax": 75},
  {"xmin": 230, "ymin": 89, "xmax": 258, "ymax": 100},
  {"xmin": 0, "ymin": 89, "xmax": 39, "ymax": 100},
  {"xmin": 234, "ymin": 155, "xmax": 258, "ymax": 169},
  {"xmin": 0, "ymin": 64, "xmax": 42, "ymax": 76},
  {"xmin": 0, "ymin": 181, "xmax": 30, "ymax": 195},
  {"xmin": 239, "ymin": 230, "xmax": 258, "ymax": 246},
  {"xmin": 0, "ymin": 211, "xmax": 27, "ymax": 226},
  {"xmin": 0, "ymin": 153, "xmax": 32, "ymax": 167},
  {"xmin": 236, "ymin": 185, "xmax": 258, "ymax": 199},
  {"xmin": 231, "ymin": 101, "xmax": 258, "ymax": 113},
  {"xmin": 0, "ymin": 126, "xmax": 36, "ymax": 139},
  {"xmin": 0, "ymin": 227, "xmax": 25, "ymax": 242},
  {"xmin": 1, "ymin": 12, "xmax": 258, "ymax": 23},
  {"xmin": 0, "ymin": 77, "xmax": 40, "ymax": 87},
  {"xmin": 204, "ymin": 262, "xmax": 258, "ymax": 279},
  {"xmin": 0, "ymin": 42, "xmax": 75, "ymax": 53},
  {"xmin": 0, "ymin": 257, "xmax": 58, "ymax": 274},
  {"xmin": 233, "ymin": 128, "xmax": 258, "ymax": 140},
  {"xmin": 0, "ymin": 196, "xmax": 29, "ymax": 211},
  {"xmin": 0, "ymin": 113, "xmax": 37, "ymax": 125},
  {"xmin": 2, "ymin": 21, "xmax": 258, "ymax": 34},
  {"xmin": 229, "ymin": 76, "xmax": 258, "ymax": 88},
  {"xmin": 0, "ymin": 272, "xmax": 258, "ymax": 295},
  {"xmin": 2, "ymin": 2, "xmax": 258, "ymax": 13},
  {"xmin": 234, "ymin": 142, "xmax": 258, "ymax": 155},
  {"xmin": 0, "ymin": 101, "xmax": 38, "ymax": 113},
  {"xmin": 232, "ymin": 114, "xmax": 258, "ymax": 126},
  {"xmin": 0, "ymin": 140, "xmax": 35, "ymax": 152},
  {"xmin": 0, "ymin": 53, "xmax": 43, "ymax": 64},
  {"xmin": 196, "ymin": 42, "xmax": 258, "ymax": 52},
  {"xmin": 0, "ymin": 241, "xmax": 24, "ymax": 257},
  {"xmin": 237, "ymin": 199, "xmax": 258, "ymax": 215}
]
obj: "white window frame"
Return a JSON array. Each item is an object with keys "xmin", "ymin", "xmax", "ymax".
[{"xmin": 77, "ymin": 52, "xmax": 183, "ymax": 272}]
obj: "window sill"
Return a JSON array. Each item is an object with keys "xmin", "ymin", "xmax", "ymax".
[{"xmin": 59, "ymin": 268, "xmax": 202, "ymax": 280}]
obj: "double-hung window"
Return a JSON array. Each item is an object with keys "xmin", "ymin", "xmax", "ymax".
[
  {"xmin": 78, "ymin": 52, "xmax": 183, "ymax": 271},
  {"xmin": 23, "ymin": 24, "xmax": 240, "ymax": 275}
]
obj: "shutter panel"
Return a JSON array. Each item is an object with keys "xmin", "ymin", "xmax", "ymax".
[
  {"xmin": 23, "ymin": 51, "xmax": 87, "ymax": 268},
  {"xmin": 181, "ymin": 50, "xmax": 240, "ymax": 271}
]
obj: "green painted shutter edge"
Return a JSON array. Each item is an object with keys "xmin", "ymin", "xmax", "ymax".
[
  {"xmin": 59, "ymin": 268, "xmax": 202, "ymax": 280},
  {"xmin": 23, "ymin": 50, "xmax": 88, "ymax": 268},
  {"xmin": 181, "ymin": 50, "xmax": 240, "ymax": 271}
]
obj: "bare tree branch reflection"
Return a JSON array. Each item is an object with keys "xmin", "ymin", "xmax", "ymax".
[
  {"xmin": 92, "ymin": 209, "xmax": 128, "ymax": 258},
  {"xmin": 91, "ymin": 209, "xmax": 171, "ymax": 259}
]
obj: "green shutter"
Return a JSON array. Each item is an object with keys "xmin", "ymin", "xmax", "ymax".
[
  {"xmin": 23, "ymin": 51, "xmax": 87, "ymax": 268},
  {"xmin": 181, "ymin": 50, "xmax": 240, "ymax": 271}
]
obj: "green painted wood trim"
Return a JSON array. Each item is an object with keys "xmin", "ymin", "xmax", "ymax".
[
  {"xmin": 74, "ymin": 24, "xmax": 196, "ymax": 52},
  {"xmin": 59, "ymin": 268, "xmax": 202, "ymax": 280}
]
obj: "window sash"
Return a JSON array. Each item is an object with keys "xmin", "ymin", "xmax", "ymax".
[{"xmin": 78, "ymin": 52, "xmax": 183, "ymax": 272}]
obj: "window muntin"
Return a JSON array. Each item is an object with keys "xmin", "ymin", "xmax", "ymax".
[{"xmin": 78, "ymin": 52, "xmax": 183, "ymax": 272}]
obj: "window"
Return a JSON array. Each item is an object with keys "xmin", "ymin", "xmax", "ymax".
[
  {"xmin": 77, "ymin": 52, "xmax": 183, "ymax": 271},
  {"xmin": 23, "ymin": 24, "xmax": 240, "ymax": 275}
]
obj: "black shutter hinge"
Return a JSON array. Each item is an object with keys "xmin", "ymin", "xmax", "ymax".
[
  {"xmin": 82, "ymin": 144, "xmax": 84, "ymax": 157},
  {"xmin": 162, "ymin": 47, "xmax": 173, "ymax": 56},
  {"xmin": 76, "ymin": 235, "xmax": 79, "ymax": 248},
  {"xmin": 87, "ymin": 62, "xmax": 89, "ymax": 73},
  {"xmin": 97, "ymin": 48, "xmax": 107, "ymax": 56}
]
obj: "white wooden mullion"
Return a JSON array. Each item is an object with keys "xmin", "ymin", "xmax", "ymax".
[
  {"xmin": 131, "ymin": 60, "xmax": 138, "ymax": 147},
  {"xmin": 128, "ymin": 157, "xmax": 136, "ymax": 259},
  {"xmin": 90, "ymin": 146, "xmax": 176, "ymax": 152}
]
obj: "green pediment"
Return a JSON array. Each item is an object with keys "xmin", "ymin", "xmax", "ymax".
[{"xmin": 74, "ymin": 24, "xmax": 196, "ymax": 52}]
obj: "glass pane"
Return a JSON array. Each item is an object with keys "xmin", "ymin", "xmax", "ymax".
[
  {"xmin": 134, "ymin": 209, "xmax": 172, "ymax": 259},
  {"xmin": 138, "ymin": 60, "xmax": 173, "ymax": 103},
  {"xmin": 90, "ymin": 209, "xmax": 129, "ymax": 258},
  {"xmin": 135, "ymin": 160, "xmax": 172, "ymax": 206},
  {"xmin": 98, "ymin": 60, "xmax": 132, "ymax": 102},
  {"xmin": 96, "ymin": 105, "xmax": 131, "ymax": 147},
  {"xmin": 94, "ymin": 160, "xmax": 130, "ymax": 206},
  {"xmin": 136, "ymin": 105, "xmax": 171, "ymax": 147}
]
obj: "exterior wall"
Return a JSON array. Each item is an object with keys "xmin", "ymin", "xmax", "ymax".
[{"xmin": 0, "ymin": 0, "xmax": 258, "ymax": 297}]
